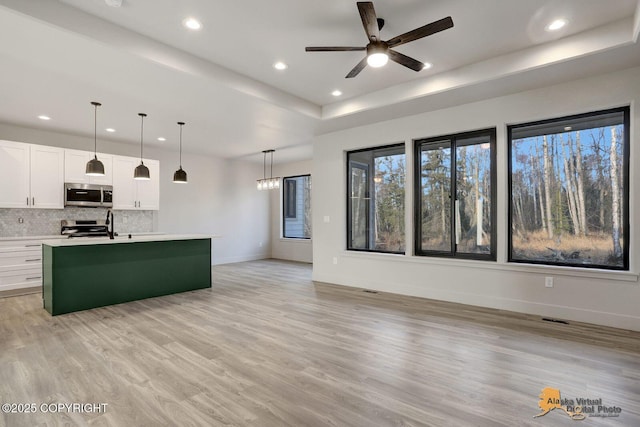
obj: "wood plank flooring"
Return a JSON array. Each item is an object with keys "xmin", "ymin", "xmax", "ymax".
[{"xmin": 0, "ymin": 259, "xmax": 639, "ymax": 426}]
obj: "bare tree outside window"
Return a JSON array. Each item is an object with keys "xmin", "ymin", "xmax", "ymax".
[
  {"xmin": 415, "ymin": 129, "xmax": 496, "ymax": 260},
  {"xmin": 508, "ymin": 107, "xmax": 629, "ymax": 269}
]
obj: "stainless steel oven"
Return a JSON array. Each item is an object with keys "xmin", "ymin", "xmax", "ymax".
[{"xmin": 64, "ymin": 183, "xmax": 113, "ymax": 208}]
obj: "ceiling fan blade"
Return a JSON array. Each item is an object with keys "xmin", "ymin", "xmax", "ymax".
[
  {"xmin": 388, "ymin": 49, "xmax": 424, "ymax": 72},
  {"xmin": 387, "ymin": 16, "xmax": 453, "ymax": 48},
  {"xmin": 346, "ymin": 57, "xmax": 368, "ymax": 78},
  {"xmin": 305, "ymin": 46, "xmax": 366, "ymax": 52},
  {"xmin": 357, "ymin": 2, "xmax": 380, "ymax": 42}
]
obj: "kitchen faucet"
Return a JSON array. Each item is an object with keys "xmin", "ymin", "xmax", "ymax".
[{"xmin": 105, "ymin": 209, "xmax": 115, "ymax": 239}]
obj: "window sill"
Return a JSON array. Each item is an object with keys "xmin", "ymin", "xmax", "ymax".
[
  {"xmin": 279, "ymin": 238, "xmax": 312, "ymax": 243},
  {"xmin": 341, "ymin": 251, "xmax": 638, "ymax": 283}
]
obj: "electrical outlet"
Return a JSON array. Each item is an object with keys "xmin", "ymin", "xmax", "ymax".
[
  {"xmin": 18, "ymin": 217, "xmax": 24, "ymax": 224},
  {"xmin": 122, "ymin": 216, "xmax": 128, "ymax": 224},
  {"xmin": 323, "ymin": 216, "xmax": 330, "ymax": 223},
  {"xmin": 545, "ymin": 277, "xmax": 554, "ymax": 288},
  {"xmin": 332, "ymin": 257, "xmax": 338, "ymax": 265},
  {"xmin": 259, "ymin": 242, "xmax": 263, "ymax": 247}
]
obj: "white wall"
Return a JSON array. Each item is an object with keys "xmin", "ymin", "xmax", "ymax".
[
  {"xmin": 269, "ymin": 159, "xmax": 312, "ymax": 263},
  {"xmin": 312, "ymin": 65, "xmax": 640, "ymax": 331},
  {"xmin": 0, "ymin": 123, "xmax": 270, "ymax": 264}
]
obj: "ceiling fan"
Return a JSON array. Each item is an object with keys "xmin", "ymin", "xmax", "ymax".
[{"xmin": 305, "ymin": 1, "xmax": 453, "ymax": 78}]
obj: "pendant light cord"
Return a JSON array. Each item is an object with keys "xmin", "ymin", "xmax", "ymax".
[
  {"xmin": 138, "ymin": 113, "xmax": 146, "ymax": 162},
  {"xmin": 263, "ymin": 151, "xmax": 267, "ymax": 180},
  {"xmin": 93, "ymin": 104, "xmax": 98, "ymax": 156},
  {"xmin": 270, "ymin": 151, "xmax": 274, "ymax": 179},
  {"xmin": 179, "ymin": 124, "xmax": 183, "ymax": 168}
]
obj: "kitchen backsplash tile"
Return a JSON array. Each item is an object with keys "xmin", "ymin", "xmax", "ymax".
[{"xmin": 0, "ymin": 208, "xmax": 153, "ymax": 237}]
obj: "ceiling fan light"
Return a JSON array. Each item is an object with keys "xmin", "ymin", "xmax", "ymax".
[{"xmin": 367, "ymin": 52, "xmax": 388, "ymax": 68}]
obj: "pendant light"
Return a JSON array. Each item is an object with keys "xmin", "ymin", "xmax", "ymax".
[
  {"xmin": 134, "ymin": 113, "xmax": 150, "ymax": 180},
  {"xmin": 173, "ymin": 121, "xmax": 188, "ymax": 183},
  {"xmin": 256, "ymin": 149, "xmax": 280, "ymax": 190},
  {"xmin": 85, "ymin": 101, "xmax": 105, "ymax": 176}
]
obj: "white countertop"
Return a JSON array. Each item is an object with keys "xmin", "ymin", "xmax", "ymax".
[
  {"xmin": 0, "ymin": 235, "xmax": 67, "ymax": 242},
  {"xmin": 42, "ymin": 234, "xmax": 216, "ymax": 247}
]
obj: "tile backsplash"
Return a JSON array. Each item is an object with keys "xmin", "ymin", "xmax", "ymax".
[{"xmin": 0, "ymin": 207, "xmax": 154, "ymax": 237}]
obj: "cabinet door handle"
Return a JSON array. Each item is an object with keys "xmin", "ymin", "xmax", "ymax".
[
  {"xmin": 26, "ymin": 258, "xmax": 41, "ymax": 262},
  {"xmin": 26, "ymin": 197, "xmax": 29, "ymax": 206},
  {"xmin": 26, "ymin": 276, "xmax": 41, "ymax": 281},
  {"xmin": 32, "ymin": 197, "xmax": 35, "ymax": 206}
]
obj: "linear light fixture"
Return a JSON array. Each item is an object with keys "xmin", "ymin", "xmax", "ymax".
[{"xmin": 257, "ymin": 149, "xmax": 280, "ymax": 190}]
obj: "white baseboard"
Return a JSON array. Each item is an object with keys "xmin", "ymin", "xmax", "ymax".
[{"xmin": 312, "ymin": 273, "xmax": 640, "ymax": 332}]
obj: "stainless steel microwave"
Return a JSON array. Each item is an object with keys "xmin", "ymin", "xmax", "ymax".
[{"xmin": 64, "ymin": 183, "xmax": 113, "ymax": 208}]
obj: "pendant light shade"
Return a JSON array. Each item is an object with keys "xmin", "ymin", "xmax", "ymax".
[
  {"xmin": 134, "ymin": 113, "xmax": 150, "ymax": 180},
  {"xmin": 173, "ymin": 121, "xmax": 188, "ymax": 183},
  {"xmin": 86, "ymin": 101, "xmax": 105, "ymax": 176},
  {"xmin": 256, "ymin": 149, "xmax": 280, "ymax": 190}
]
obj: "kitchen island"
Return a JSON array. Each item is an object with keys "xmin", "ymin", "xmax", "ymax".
[{"xmin": 42, "ymin": 235, "xmax": 212, "ymax": 315}]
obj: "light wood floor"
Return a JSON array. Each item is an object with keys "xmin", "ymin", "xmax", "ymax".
[{"xmin": 1, "ymin": 260, "xmax": 638, "ymax": 427}]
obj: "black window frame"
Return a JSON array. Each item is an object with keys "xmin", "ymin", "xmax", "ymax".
[
  {"xmin": 507, "ymin": 106, "xmax": 630, "ymax": 270},
  {"xmin": 347, "ymin": 143, "xmax": 406, "ymax": 254},
  {"xmin": 282, "ymin": 174, "xmax": 311, "ymax": 240},
  {"xmin": 414, "ymin": 128, "xmax": 497, "ymax": 261}
]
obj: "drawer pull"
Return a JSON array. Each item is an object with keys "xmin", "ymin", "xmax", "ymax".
[
  {"xmin": 26, "ymin": 276, "xmax": 41, "ymax": 280},
  {"xmin": 25, "ymin": 244, "xmax": 41, "ymax": 247},
  {"xmin": 26, "ymin": 258, "xmax": 41, "ymax": 262}
]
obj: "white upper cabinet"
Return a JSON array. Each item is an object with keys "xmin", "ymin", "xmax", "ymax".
[
  {"xmin": 0, "ymin": 140, "xmax": 30, "ymax": 208},
  {"xmin": 64, "ymin": 149, "xmax": 113, "ymax": 185},
  {"xmin": 0, "ymin": 141, "xmax": 158, "ymax": 211},
  {"xmin": 0, "ymin": 141, "xmax": 64, "ymax": 209},
  {"xmin": 112, "ymin": 155, "xmax": 159, "ymax": 210},
  {"xmin": 137, "ymin": 159, "xmax": 160, "ymax": 210},
  {"xmin": 30, "ymin": 144, "xmax": 65, "ymax": 209}
]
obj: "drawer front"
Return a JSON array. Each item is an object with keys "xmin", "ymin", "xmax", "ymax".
[
  {"xmin": 0, "ymin": 244, "xmax": 42, "ymax": 254},
  {"xmin": 0, "ymin": 252, "xmax": 42, "ymax": 267},
  {"xmin": 0, "ymin": 269, "xmax": 42, "ymax": 290}
]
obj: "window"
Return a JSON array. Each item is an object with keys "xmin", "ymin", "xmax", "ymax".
[
  {"xmin": 282, "ymin": 175, "xmax": 311, "ymax": 239},
  {"xmin": 508, "ymin": 107, "xmax": 629, "ymax": 270},
  {"xmin": 347, "ymin": 144, "xmax": 405, "ymax": 253},
  {"xmin": 415, "ymin": 129, "xmax": 496, "ymax": 260}
]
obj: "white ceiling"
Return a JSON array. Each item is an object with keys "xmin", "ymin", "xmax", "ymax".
[{"xmin": 0, "ymin": 0, "xmax": 639, "ymax": 163}]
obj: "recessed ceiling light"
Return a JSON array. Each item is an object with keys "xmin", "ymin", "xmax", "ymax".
[
  {"xmin": 183, "ymin": 18, "xmax": 202, "ymax": 31},
  {"xmin": 273, "ymin": 62, "xmax": 288, "ymax": 70},
  {"xmin": 422, "ymin": 62, "xmax": 433, "ymax": 70},
  {"xmin": 105, "ymin": 128, "xmax": 116, "ymax": 133},
  {"xmin": 157, "ymin": 137, "xmax": 166, "ymax": 142},
  {"xmin": 331, "ymin": 90, "xmax": 342, "ymax": 97},
  {"xmin": 547, "ymin": 19, "xmax": 567, "ymax": 31},
  {"xmin": 38, "ymin": 115, "xmax": 51, "ymax": 121}
]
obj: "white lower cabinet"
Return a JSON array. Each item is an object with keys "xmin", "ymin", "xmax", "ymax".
[{"xmin": 0, "ymin": 238, "xmax": 62, "ymax": 293}]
